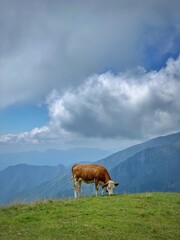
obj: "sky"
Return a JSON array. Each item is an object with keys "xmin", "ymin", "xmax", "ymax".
[{"xmin": 0, "ymin": 0, "xmax": 180, "ymax": 153}]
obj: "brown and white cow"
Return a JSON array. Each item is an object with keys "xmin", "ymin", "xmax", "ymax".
[{"xmin": 72, "ymin": 164, "xmax": 119, "ymax": 198}]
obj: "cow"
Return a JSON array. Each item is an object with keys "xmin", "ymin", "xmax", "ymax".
[{"xmin": 72, "ymin": 164, "xmax": 119, "ymax": 198}]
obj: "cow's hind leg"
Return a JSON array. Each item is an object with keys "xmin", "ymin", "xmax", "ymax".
[
  {"xmin": 77, "ymin": 181, "xmax": 82, "ymax": 197},
  {"xmin": 74, "ymin": 188, "xmax": 78, "ymax": 198},
  {"xmin": 95, "ymin": 180, "xmax": 99, "ymax": 196}
]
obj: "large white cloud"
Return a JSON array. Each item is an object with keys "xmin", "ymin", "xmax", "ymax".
[
  {"xmin": 46, "ymin": 56, "xmax": 180, "ymax": 139},
  {"xmin": 1, "ymin": 56, "xmax": 180, "ymax": 148},
  {"xmin": 0, "ymin": 0, "xmax": 180, "ymax": 108}
]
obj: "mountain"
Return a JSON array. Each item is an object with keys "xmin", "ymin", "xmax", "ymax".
[
  {"xmin": 110, "ymin": 142, "xmax": 180, "ymax": 193},
  {"xmin": 14, "ymin": 170, "xmax": 73, "ymax": 203},
  {"xmin": 16, "ymin": 142, "xmax": 180, "ymax": 203},
  {"xmin": 0, "ymin": 164, "xmax": 67, "ymax": 205},
  {"xmin": 0, "ymin": 148, "xmax": 111, "ymax": 171},
  {"xmin": 1, "ymin": 132, "xmax": 180, "ymax": 205},
  {"xmin": 97, "ymin": 132, "xmax": 180, "ymax": 169}
]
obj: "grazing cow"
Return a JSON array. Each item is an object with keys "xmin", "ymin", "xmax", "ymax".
[{"xmin": 72, "ymin": 164, "xmax": 119, "ymax": 198}]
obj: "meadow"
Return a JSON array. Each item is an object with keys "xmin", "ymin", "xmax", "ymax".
[{"xmin": 0, "ymin": 193, "xmax": 179, "ymax": 240}]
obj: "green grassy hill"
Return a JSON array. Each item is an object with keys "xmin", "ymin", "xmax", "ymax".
[{"xmin": 0, "ymin": 193, "xmax": 179, "ymax": 240}]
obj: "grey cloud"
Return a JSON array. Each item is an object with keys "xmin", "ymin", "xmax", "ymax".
[
  {"xmin": 0, "ymin": 0, "xmax": 180, "ymax": 108},
  {"xmin": 0, "ymin": 56, "xmax": 180, "ymax": 147}
]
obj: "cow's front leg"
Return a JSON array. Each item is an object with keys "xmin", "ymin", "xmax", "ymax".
[
  {"xmin": 101, "ymin": 186, "xmax": 104, "ymax": 195},
  {"xmin": 74, "ymin": 188, "xmax": 78, "ymax": 198},
  {"xmin": 77, "ymin": 181, "xmax": 82, "ymax": 197}
]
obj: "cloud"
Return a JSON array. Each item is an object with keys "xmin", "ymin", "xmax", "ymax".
[
  {"xmin": 46, "ymin": 56, "xmax": 180, "ymax": 139},
  {"xmin": 0, "ymin": 0, "xmax": 180, "ymax": 108},
  {"xmin": 1, "ymin": 56, "xmax": 180, "ymax": 148},
  {"xmin": 0, "ymin": 126, "xmax": 50, "ymax": 144}
]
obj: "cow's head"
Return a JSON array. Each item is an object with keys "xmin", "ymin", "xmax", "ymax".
[{"xmin": 104, "ymin": 180, "xmax": 119, "ymax": 195}]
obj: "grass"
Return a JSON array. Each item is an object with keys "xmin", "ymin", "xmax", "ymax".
[{"xmin": 0, "ymin": 193, "xmax": 179, "ymax": 240}]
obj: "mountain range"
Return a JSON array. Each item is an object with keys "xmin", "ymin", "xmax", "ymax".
[
  {"xmin": 0, "ymin": 132, "xmax": 179, "ymax": 205},
  {"xmin": 0, "ymin": 148, "xmax": 111, "ymax": 171}
]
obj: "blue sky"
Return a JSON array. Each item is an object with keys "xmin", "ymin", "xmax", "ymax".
[
  {"xmin": 0, "ymin": 104, "xmax": 49, "ymax": 135},
  {"xmin": 0, "ymin": 0, "xmax": 180, "ymax": 153}
]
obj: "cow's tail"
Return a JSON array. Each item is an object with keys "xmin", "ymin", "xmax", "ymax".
[{"xmin": 68, "ymin": 176, "xmax": 73, "ymax": 182}]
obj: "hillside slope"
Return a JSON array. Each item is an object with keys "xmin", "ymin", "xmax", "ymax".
[
  {"xmin": 97, "ymin": 132, "xmax": 180, "ymax": 169},
  {"xmin": 14, "ymin": 170, "xmax": 73, "ymax": 202},
  {"xmin": 111, "ymin": 143, "xmax": 180, "ymax": 193},
  {"xmin": 0, "ymin": 164, "xmax": 67, "ymax": 205},
  {"xmin": 0, "ymin": 193, "xmax": 179, "ymax": 240}
]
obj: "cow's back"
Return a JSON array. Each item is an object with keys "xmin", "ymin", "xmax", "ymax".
[{"xmin": 72, "ymin": 164, "xmax": 110, "ymax": 182}]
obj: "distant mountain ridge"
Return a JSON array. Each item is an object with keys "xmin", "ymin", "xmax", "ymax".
[
  {"xmin": 0, "ymin": 148, "xmax": 111, "ymax": 171},
  {"xmin": 97, "ymin": 132, "xmax": 180, "ymax": 169},
  {"xmin": 0, "ymin": 132, "xmax": 179, "ymax": 205},
  {"xmin": 13, "ymin": 134, "xmax": 180, "ymax": 201},
  {"xmin": 15, "ymin": 141, "xmax": 180, "ymax": 203},
  {"xmin": 110, "ymin": 142, "xmax": 180, "ymax": 193}
]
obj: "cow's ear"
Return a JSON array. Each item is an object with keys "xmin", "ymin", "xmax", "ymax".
[
  {"xmin": 104, "ymin": 183, "xmax": 108, "ymax": 187},
  {"xmin": 114, "ymin": 182, "xmax": 119, "ymax": 186}
]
